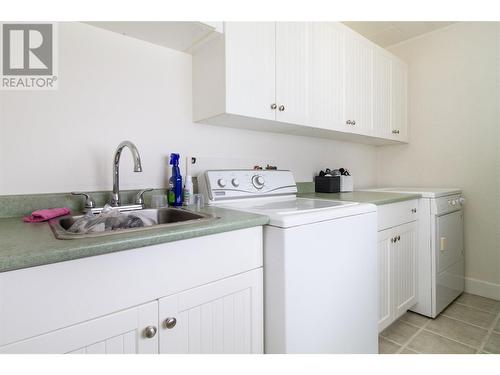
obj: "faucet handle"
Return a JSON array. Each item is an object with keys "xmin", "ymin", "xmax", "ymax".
[
  {"xmin": 71, "ymin": 192, "xmax": 96, "ymax": 210},
  {"xmin": 135, "ymin": 188, "xmax": 153, "ymax": 206}
]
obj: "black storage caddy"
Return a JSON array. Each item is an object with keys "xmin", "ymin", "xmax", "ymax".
[{"xmin": 314, "ymin": 176, "xmax": 341, "ymax": 193}]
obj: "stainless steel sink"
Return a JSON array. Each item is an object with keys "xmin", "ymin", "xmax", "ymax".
[{"xmin": 49, "ymin": 207, "xmax": 217, "ymax": 239}]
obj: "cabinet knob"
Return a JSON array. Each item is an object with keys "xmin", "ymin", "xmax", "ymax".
[
  {"xmin": 411, "ymin": 208, "xmax": 417, "ymax": 213},
  {"xmin": 163, "ymin": 317, "xmax": 177, "ymax": 329},
  {"xmin": 391, "ymin": 237, "xmax": 395, "ymax": 243},
  {"xmin": 352, "ymin": 120, "xmax": 356, "ymax": 126},
  {"xmin": 397, "ymin": 235, "xmax": 401, "ymax": 241},
  {"xmin": 270, "ymin": 103, "xmax": 277, "ymax": 110},
  {"xmin": 278, "ymin": 105, "xmax": 285, "ymax": 112},
  {"xmin": 392, "ymin": 129, "xmax": 400, "ymax": 134},
  {"xmin": 143, "ymin": 325, "xmax": 157, "ymax": 338}
]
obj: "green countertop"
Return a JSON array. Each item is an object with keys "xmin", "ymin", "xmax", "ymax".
[
  {"xmin": 298, "ymin": 191, "xmax": 421, "ymax": 205},
  {"xmin": 0, "ymin": 206, "xmax": 269, "ymax": 274},
  {"xmin": 0, "ymin": 186, "xmax": 419, "ymax": 274}
]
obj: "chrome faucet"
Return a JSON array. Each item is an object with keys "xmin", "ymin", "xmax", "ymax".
[{"xmin": 110, "ymin": 141, "xmax": 143, "ymax": 207}]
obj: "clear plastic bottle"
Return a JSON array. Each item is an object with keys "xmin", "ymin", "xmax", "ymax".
[{"xmin": 183, "ymin": 175, "xmax": 193, "ymax": 206}]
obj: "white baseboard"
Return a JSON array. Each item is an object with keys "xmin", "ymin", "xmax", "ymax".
[{"xmin": 465, "ymin": 277, "xmax": 500, "ymax": 301}]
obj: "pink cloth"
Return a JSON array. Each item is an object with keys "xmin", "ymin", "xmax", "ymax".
[{"xmin": 23, "ymin": 208, "xmax": 70, "ymax": 223}]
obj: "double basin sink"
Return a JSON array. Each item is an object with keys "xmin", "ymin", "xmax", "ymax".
[{"xmin": 49, "ymin": 207, "xmax": 217, "ymax": 240}]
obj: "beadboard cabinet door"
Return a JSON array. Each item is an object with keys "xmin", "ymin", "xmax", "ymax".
[
  {"xmin": 373, "ymin": 51, "xmax": 392, "ymax": 138},
  {"xmin": 310, "ymin": 22, "xmax": 345, "ymax": 130},
  {"xmin": 159, "ymin": 269, "xmax": 263, "ymax": 354},
  {"xmin": 275, "ymin": 22, "xmax": 311, "ymax": 126},
  {"xmin": 391, "ymin": 59, "xmax": 409, "ymax": 141},
  {"xmin": 344, "ymin": 29, "xmax": 373, "ymax": 135},
  {"xmin": 0, "ymin": 301, "xmax": 159, "ymax": 354},
  {"xmin": 377, "ymin": 228, "xmax": 393, "ymax": 332},
  {"xmin": 225, "ymin": 22, "xmax": 276, "ymax": 121},
  {"xmin": 378, "ymin": 221, "xmax": 418, "ymax": 332},
  {"xmin": 392, "ymin": 221, "xmax": 418, "ymax": 318}
]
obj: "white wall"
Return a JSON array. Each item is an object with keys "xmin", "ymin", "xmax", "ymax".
[
  {"xmin": 0, "ymin": 22, "xmax": 377, "ymax": 195},
  {"xmin": 378, "ymin": 22, "xmax": 500, "ymax": 297}
]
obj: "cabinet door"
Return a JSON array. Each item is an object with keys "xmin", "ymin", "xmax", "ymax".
[
  {"xmin": 392, "ymin": 221, "xmax": 418, "ymax": 319},
  {"xmin": 310, "ymin": 22, "xmax": 345, "ymax": 130},
  {"xmin": 344, "ymin": 30, "xmax": 373, "ymax": 134},
  {"xmin": 377, "ymin": 228, "xmax": 394, "ymax": 332},
  {"xmin": 0, "ymin": 301, "xmax": 159, "ymax": 354},
  {"xmin": 225, "ymin": 22, "xmax": 276, "ymax": 120},
  {"xmin": 373, "ymin": 51, "xmax": 392, "ymax": 138},
  {"xmin": 391, "ymin": 59, "xmax": 408, "ymax": 141},
  {"xmin": 275, "ymin": 22, "xmax": 311, "ymax": 125},
  {"xmin": 159, "ymin": 269, "xmax": 263, "ymax": 354}
]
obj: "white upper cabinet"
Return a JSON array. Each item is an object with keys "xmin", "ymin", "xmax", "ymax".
[
  {"xmin": 391, "ymin": 59, "xmax": 409, "ymax": 142},
  {"xmin": 275, "ymin": 22, "xmax": 311, "ymax": 125},
  {"xmin": 310, "ymin": 22, "xmax": 345, "ymax": 130},
  {"xmin": 344, "ymin": 30, "xmax": 374, "ymax": 135},
  {"xmin": 225, "ymin": 22, "xmax": 276, "ymax": 121},
  {"xmin": 192, "ymin": 22, "xmax": 408, "ymax": 145},
  {"xmin": 373, "ymin": 51, "xmax": 393, "ymax": 138}
]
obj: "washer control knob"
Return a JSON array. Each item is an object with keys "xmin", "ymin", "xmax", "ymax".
[
  {"xmin": 252, "ymin": 175, "xmax": 265, "ymax": 189},
  {"xmin": 217, "ymin": 178, "xmax": 226, "ymax": 188},
  {"xmin": 231, "ymin": 178, "xmax": 240, "ymax": 187}
]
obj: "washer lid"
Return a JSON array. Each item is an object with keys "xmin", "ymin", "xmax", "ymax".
[
  {"xmin": 363, "ymin": 187, "xmax": 462, "ymax": 198},
  {"xmin": 220, "ymin": 197, "xmax": 376, "ymax": 228},
  {"xmin": 243, "ymin": 197, "xmax": 350, "ymax": 212}
]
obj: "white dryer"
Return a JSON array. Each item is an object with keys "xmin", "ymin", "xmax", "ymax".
[{"xmin": 365, "ymin": 187, "xmax": 465, "ymax": 318}]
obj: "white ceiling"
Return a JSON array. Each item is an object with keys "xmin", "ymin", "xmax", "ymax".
[{"xmin": 342, "ymin": 22, "xmax": 455, "ymax": 48}]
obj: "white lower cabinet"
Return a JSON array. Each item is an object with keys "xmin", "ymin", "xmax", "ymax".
[
  {"xmin": 392, "ymin": 222, "xmax": 418, "ymax": 318},
  {"xmin": 0, "ymin": 227, "xmax": 264, "ymax": 354},
  {"xmin": 377, "ymin": 229, "xmax": 393, "ymax": 331},
  {"xmin": 0, "ymin": 301, "xmax": 159, "ymax": 354},
  {"xmin": 159, "ymin": 268, "xmax": 263, "ymax": 353},
  {"xmin": 377, "ymin": 202, "xmax": 418, "ymax": 332},
  {"xmin": 0, "ymin": 270, "xmax": 263, "ymax": 354}
]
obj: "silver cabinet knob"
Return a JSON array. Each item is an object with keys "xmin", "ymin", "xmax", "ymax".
[
  {"xmin": 392, "ymin": 129, "xmax": 400, "ymax": 134},
  {"xmin": 270, "ymin": 103, "xmax": 277, "ymax": 110},
  {"xmin": 164, "ymin": 317, "xmax": 177, "ymax": 329},
  {"xmin": 391, "ymin": 237, "xmax": 395, "ymax": 243},
  {"xmin": 278, "ymin": 105, "xmax": 285, "ymax": 111},
  {"xmin": 397, "ymin": 235, "xmax": 401, "ymax": 241},
  {"xmin": 352, "ymin": 120, "xmax": 356, "ymax": 125},
  {"xmin": 143, "ymin": 325, "xmax": 157, "ymax": 338}
]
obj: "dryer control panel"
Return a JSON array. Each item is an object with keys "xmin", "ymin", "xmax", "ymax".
[{"xmin": 431, "ymin": 194, "xmax": 465, "ymax": 215}]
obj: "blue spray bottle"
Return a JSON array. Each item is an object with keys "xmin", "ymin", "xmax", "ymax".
[{"xmin": 168, "ymin": 153, "xmax": 183, "ymax": 207}]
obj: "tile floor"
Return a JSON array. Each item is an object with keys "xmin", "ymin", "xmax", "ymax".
[{"xmin": 379, "ymin": 293, "xmax": 500, "ymax": 354}]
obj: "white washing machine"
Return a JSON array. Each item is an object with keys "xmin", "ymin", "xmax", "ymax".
[
  {"xmin": 365, "ymin": 187, "xmax": 465, "ymax": 318},
  {"xmin": 199, "ymin": 170, "xmax": 378, "ymax": 353}
]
